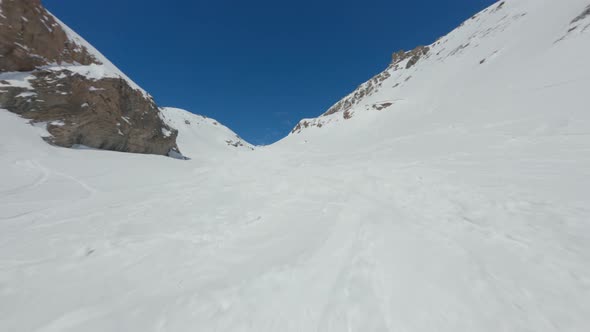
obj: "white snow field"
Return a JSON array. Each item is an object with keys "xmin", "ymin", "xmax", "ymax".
[
  {"xmin": 159, "ymin": 107, "xmax": 254, "ymax": 158},
  {"xmin": 2, "ymin": 0, "xmax": 590, "ymax": 331}
]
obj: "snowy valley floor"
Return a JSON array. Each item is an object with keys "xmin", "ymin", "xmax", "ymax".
[{"xmin": 1, "ymin": 111, "xmax": 590, "ymax": 331}]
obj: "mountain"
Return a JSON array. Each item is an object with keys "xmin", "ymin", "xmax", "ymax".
[
  {"xmin": 159, "ymin": 107, "xmax": 254, "ymax": 158},
  {"xmin": 0, "ymin": 0, "xmax": 180, "ymax": 155},
  {"xmin": 290, "ymin": 0, "xmax": 590, "ymax": 141},
  {"xmin": 1, "ymin": 1, "xmax": 590, "ymax": 331}
]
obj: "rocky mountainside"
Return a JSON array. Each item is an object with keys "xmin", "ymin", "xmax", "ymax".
[
  {"xmin": 290, "ymin": 0, "xmax": 590, "ymax": 135},
  {"xmin": 0, "ymin": 0, "xmax": 179, "ymax": 156}
]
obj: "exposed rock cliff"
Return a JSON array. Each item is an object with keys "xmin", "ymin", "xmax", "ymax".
[{"xmin": 0, "ymin": 0, "xmax": 179, "ymax": 156}]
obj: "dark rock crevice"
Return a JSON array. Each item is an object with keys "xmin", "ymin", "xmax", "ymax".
[{"xmin": 572, "ymin": 4, "xmax": 590, "ymax": 24}]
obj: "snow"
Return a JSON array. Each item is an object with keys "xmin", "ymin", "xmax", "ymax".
[
  {"xmin": 0, "ymin": 71, "xmax": 35, "ymax": 89},
  {"xmin": 293, "ymin": 0, "xmax": 590, "ymax": 135},
  {"xmin": 41, "ymin": 63, "xmax": 119, "ymax": 82},
  {"xmin": 161, "ymin": 127, "xmax": 172, "ymax": 138},
  {"xmin": 71, "ymin": 144, "xmax": 98, "ymax": 150},
  {"xmin": 13, "ymin": 42, "xmax": 30, "ymax": 51},
  {"xmin": 159, "ymin": 107, "xmax": 255, "ymax": 158},
  {"xmin": 1, "ymin": 0, "xmax": 590, "ymax": 331},
  {"xmin": 15, "ymin": 91, "xmax": 37, "ymax": 98},
  {"xmin": 50, "ymin": 120, "xmax": 65, "ymax": 127}
]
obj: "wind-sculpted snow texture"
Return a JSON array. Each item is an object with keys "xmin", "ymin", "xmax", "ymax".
[{"xmin": 1, "ymin": 0, "xmax": 590, "ymax": 331}]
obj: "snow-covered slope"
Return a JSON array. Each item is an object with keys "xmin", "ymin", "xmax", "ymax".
[
  {"xmin": 159, "ymin": 107, "xmax": 254, "ymax": 158},
  {"xmin": 1, "ymin": 1, "xmax": 590, "ymax": 331},
  {"xmin": 290, "ymin": 0, "xmax": 590, "ymax": 141}
]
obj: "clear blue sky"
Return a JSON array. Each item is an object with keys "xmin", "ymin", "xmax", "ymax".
[{"xmin": 45, "ymin": 0, "xmax": 496, "ymax": 145}]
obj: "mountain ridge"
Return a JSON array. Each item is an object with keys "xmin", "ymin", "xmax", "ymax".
[{"xmin": 289, "ymin": 0, "xmax": 590, "ymax": 138}]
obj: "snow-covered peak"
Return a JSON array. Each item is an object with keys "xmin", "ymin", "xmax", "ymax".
[{"xmin": 159, "ymin": 107, "xmax": 254, "ymax": 159}]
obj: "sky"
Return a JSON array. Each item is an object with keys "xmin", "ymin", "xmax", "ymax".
[{"xmin": 44, "ymin": 0, "xmax": 496, "ymax": 145}]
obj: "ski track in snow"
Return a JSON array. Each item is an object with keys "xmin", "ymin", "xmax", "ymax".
[
  {"xmin": 2, "ymin": 0, "xmax": 590, "ymax": 330},
  {"xmin": 1, "ymin": 108, "xmax": 589, "ymax": 331}
]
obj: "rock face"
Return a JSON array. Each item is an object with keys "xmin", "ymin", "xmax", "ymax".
[
  {"xmin": 391, "ymin": 46, "xmax": 430, "ymax": 70},
  {"xmin": 0, "ymin": 0, "xmax": 97, "ymax": 72},
  {"xmin": 323, "ymin": 45, "xmax": 429, "ymax": 119},
  {"xmin": 0, "ymin": 0, "xmax": 179, "ymax": 156},
  {"xmin": 321, "ymin": 70, "xmax": 392, "ymax": 118}
]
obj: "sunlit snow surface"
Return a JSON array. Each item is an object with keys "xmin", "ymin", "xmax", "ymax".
[{"xmin": 1, "ymin": 0, "xmax": 590, "ymax": 331}]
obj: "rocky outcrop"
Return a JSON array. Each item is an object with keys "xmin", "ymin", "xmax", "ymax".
[
  {"xmin": 0, "ymin": 0, "xmax": 97, "ymax": 71},
  {"xmin": 319, "ymin": 45, "xmax": 428, "ymax": 119},
  {"xmin": 0, "ymin": 0, "xmax": 179, "ymax": 156},
  {"xmin": 556, "ymin": 3, "xmax": 590, "ymax": 42},
  {"xmin": 390, "ymin": 46, "xmax": 430, "ymax": 70},
  {"xmin": 0, "ymin": 70, "xmax": 177, "ymax": 155},
  {"xmin": 572, "ymin": 4, "xmax": 590, "ymax": 24},
  {"xmin": 290, "ymin": 44, "xmax": 430, "ymax": 134},
  {"xmin": 322, "ymin": 70, "xmax": 391, "ymax": 119}
]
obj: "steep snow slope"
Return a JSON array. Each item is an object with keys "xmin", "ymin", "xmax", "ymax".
[
  {"xmin": 1, "ymin": 0, "xmax": 590, "ymax": 332},
  {"xmin": 290, "ymin": 0, "xmax": 590, "ymax": 139},
  {"xmin": 159, "ymin": 107, "xmax": 254, "ymax": 158}
]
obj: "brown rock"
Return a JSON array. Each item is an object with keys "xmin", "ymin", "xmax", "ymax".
[
  {"xmin": 372, "ymin": 102, "xmax": 393, "ymax": 111},
  {"xmin": 0, "ymin": 0, "xmax": 180, "ymax": 156},
  {"xmin": 315, "ymin": 45, "xmax": 429, "ymax": 123},
  {"xmin": 391, "ymin": 46, "xmax": 430, "ymax": 69},
  {"xmin": 1, "ymin": 70, "xmax": 178, "ymax": 155},
  {"xmin": 322, "ymin": 70, "xmax": 391, "ymax": 117},
  {"xmin": 290, "ymin": 44, "xmax": 430, "ymax": 134},
  {"xmin": 0, "ymin": 0, "xmax": 97, "ymax": 71}
]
